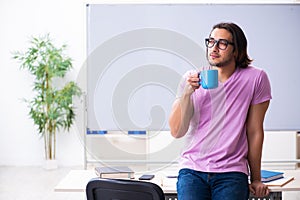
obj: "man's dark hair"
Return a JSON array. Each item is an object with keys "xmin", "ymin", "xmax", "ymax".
[{"xmin": 212, "ymin": 22, "xmax": 253, "ymax": 68}]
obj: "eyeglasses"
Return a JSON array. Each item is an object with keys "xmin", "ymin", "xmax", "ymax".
[{"xmin": 205, "ymin": 38, "xmax": 234, "ymax": 50}]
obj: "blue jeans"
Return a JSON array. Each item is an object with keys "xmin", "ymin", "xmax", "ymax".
[{"xmin": 177, "ymin": 168, "xmax": 249, "ymax": 200}]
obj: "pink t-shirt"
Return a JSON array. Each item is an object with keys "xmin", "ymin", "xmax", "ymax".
[{"xmin": 178, "ymin": 66, "xmax": 272, "ymax": 175}]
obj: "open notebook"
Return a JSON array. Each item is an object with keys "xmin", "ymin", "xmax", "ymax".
[{"xmin": 265, "ymin": 177, "xmax": 294, "ymax": 187}]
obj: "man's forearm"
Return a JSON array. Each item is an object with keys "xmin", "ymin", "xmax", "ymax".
[
  {"xmin": 169, "ymin": 92, "xmax": 194, "ymax": 138},
  {"xmin": 177, "ymin": 93, "xmax": 194, "ymax": 136},
  {"xmin": 248, "ymin": 132, "xmax": 264, "ymax": 182}
]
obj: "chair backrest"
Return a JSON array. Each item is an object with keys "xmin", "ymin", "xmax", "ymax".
[{"xmin": 86, "ymin": 178, "xmax": 165, "ymax": 200}]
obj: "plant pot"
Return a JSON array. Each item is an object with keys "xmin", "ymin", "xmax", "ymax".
[{"xmin": 44, "ymin": 159, "xmax": 58, "ymax": 170}]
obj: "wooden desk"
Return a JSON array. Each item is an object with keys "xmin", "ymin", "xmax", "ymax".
[
  {"xmin": 55, "ymin": 169, "xmax": 300, "ymax": 200},
  {"xmin": 54, "ymin": 170, "xmax": 177, "ymax": 193}
]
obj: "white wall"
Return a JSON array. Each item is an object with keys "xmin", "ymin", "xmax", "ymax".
[
  {"xmin": 0, "ymin": 0, "xmax": 296, "ymax": 167},
  {"xmin": 0, "ymin": 0, "xmax": 86, "ymax": 167}
]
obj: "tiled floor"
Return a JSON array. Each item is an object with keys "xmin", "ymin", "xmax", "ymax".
[
  {"xmin": 0, "ymin": 166, "xmax": 86, "ymax": 200},
  {"xmin": 0, "ymin": 166, "xmax": 299, "ymax": 200}
]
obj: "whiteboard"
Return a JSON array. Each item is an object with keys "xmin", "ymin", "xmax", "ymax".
[{"xmin": 86, "ymin": 4, "xmax": 300, "ymax": 131}]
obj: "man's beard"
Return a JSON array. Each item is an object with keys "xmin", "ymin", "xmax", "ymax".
[{"xmin": 207, "ymin": 53, "xmax": 235, "ymax": 67}]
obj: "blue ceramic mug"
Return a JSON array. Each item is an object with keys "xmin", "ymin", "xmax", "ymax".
[{"xmin": 200, "ymin": 69, "xmax": 218, "ymax": 89}]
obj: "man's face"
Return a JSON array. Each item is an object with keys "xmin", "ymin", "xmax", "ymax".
[{"xmin": 206, "ymin": 28, "xmax": 236, "ymax": 68}]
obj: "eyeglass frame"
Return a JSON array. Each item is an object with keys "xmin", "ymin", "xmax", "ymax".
[{"xmin": 205, "ymin": 38, "xmax": 234, "ymax": 50}]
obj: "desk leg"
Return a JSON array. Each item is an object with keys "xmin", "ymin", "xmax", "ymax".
[
  {"xmin": 165, "ymin": 194, "xmax": 177, "ymax": 200},
  {"xmin": 248, "ymin": 192, "xmax": 282, "ymax": 200}
]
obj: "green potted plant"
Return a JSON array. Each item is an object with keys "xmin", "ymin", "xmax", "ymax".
[{"xmin": 13, "ymin": 34, "xmax": 81, "ymax": 169}]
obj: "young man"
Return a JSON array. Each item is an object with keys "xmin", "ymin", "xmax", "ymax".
[{"xmin": 169, "ymin": 22, "xmax": 272, "ymax": 199}]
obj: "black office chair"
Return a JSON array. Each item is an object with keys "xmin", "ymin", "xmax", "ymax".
[{"xmin": 86, "ymin": 178, "xmax": 165, "ymax": 200}]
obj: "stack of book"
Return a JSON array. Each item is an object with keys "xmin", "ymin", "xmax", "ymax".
[
  {"xmin": 261, "ymin": 170, "xmax": 284, "ymax": 182},
  {"xmin": 95, "ymin": 166, "xmax": 134, "ymax": 179}
]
